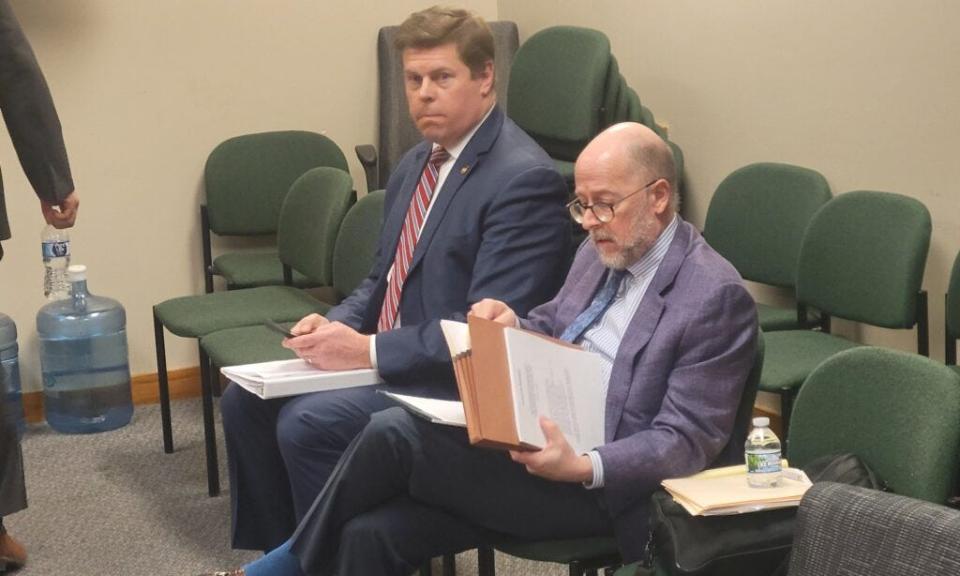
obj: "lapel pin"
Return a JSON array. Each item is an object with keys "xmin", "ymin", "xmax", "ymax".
[{"xmin": 459, "ymin": 165, "xmax": 471, "ymax": 175}]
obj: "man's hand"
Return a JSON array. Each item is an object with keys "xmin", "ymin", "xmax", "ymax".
[
  {"xmin": 470, "ymin": 298, "xmax": 518, "ymax": 327},
  {"xmin": 510, "ymin": 417, "xmax": 593, "ymax": 483},
  {"xmin": 282, "ymin": 320, "xmax": 372, "ymax": 370},
  {"xmin": 41, "ymin": 191, "xmax": 79, "ymax": 228},
  {"xmin": 289, "ymin": 313, "xmax": 330, "ymax": 336}
]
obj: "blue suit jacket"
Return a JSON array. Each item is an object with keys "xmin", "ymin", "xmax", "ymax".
[
  {"xmin": 521, "ymin": 219, "xmax": 758, "ymax": 561},
  {"xmin": 326, "ymin": 106, "xmax": 569, "ymax": 392}
]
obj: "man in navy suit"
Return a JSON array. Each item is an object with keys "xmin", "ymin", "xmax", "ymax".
[{"xmin": 220, "ymin": 6, "xmax": 569, "ymax": 551}]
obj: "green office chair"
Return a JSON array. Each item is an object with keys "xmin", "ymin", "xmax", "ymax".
[
  {"xmin": 703, "ymin": 163, "xmax": 832, "ymax": 332},
  {"xmin": 484, "ymin": 334, "xmax": 766, "ymax": 576},
  {"xmin": 759, "ymin": 191, "xmax": 931, "ymax": 435},
  {"xmin": 200, "ymin": 190, "xmax": 386, "ymax": 370},
  {"xmin": 507, "ymin": 26, "xmax": 611, "ymax": 188},
  {"xmin": 616, "ymin": 345, "xmax": 960, "ymax": 576},
  {"xmin": 154, "ymin": 167, "xmax": 354, "ymax": 496},
  {"xmin": 946, "ymin": 251, "xmax": 960, "ymax": 372},
  {"xmin": 202, "ymin": 130, "xmax": 349, "ymax": 292},
  {"xmin": 787, "ymin": 346, "xmax": 960, "ymax": 504}
]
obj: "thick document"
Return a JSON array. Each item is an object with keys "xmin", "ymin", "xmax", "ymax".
[
  {"xmin": 661, "ymin": 463, "xmax": 812, "ymax": 516},
  {"xmin": 221, "ymin": 359, "xmax": 382, "ymax": 399},
  {"xmin": 439, "ymin": 317, "xmax": 605, "ymax": 454}
]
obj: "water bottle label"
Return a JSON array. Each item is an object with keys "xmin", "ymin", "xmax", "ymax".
[
  {"xmin": 42, "ymin": 240, "xmax": 70, "ymax": 261},
  {"xmin": 746, "ymin": 450, "xmax": 781, "ymax": 474}
]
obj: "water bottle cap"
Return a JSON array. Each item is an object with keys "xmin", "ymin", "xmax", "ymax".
[
  {"xmin": 752, "ymin": 416, "xmax": 770, "ymax": 428},
  {"xmin": 68, "ymin": 264, "xmax": 87, "ymax": 282}
]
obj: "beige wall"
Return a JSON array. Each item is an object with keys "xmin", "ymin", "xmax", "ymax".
[
  {"xmin": 3, "ymin": 0, "xmax": 958, "ymax": 398},
  {"xmin": 0, "ymin": 0, "xmax": 497, "ymax": 392},
  {"xmin": 499, "ymin": 0, "xmax": 960, "ymax": 411}
]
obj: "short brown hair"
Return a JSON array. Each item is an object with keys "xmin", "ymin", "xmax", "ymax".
[{"xmin": 394, "ymin": 6, "xmax": 495, "ymax": 78}]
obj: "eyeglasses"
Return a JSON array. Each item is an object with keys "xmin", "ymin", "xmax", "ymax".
[{"xmin": 566, "ymin": 178, "xmax": 662, "ymax": 224}]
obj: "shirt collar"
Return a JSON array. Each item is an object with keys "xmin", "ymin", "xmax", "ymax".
[
  {"xmin": 625, "ymin": 214, "xmax": 678, "ymax": 281},
  {"xmin": 432, "ymin": 102, "xmax": 495, "ymax": 161}
]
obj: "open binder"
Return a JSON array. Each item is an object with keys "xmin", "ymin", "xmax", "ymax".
[{"xmin": 438, "ymin": 317, "xmax": 605, "ymax": 453}]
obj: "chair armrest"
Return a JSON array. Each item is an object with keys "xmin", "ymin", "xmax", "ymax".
[{"xmin": 355, "ymin": 144, "xmax": 379, "ymax": 192}]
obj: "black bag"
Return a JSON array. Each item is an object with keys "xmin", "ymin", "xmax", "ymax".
[{"xmin": 646, "ymin": 453, "xmax": 884, "ymax": 576}]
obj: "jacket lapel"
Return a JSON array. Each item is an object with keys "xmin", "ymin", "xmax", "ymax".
[
  {"xmin": 407, "ymin": 106, "xmax": 505, "ymax": 275},
  {"xmin": 604, "ymin": 219, "xmax": 693, "ymax": 441}
]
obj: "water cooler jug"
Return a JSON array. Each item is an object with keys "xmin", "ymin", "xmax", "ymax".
[
  {"xmin": 0, "ymin": 313, "xmax": 25, "ymax": 436},
  {"xmin": 37, "ymin": 265, "xmax": 133, "ymax": 433}
]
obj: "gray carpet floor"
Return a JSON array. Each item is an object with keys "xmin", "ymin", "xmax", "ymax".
[{"xmin": 4, "ymin": 399, "xmax": 574, "ymax": 576}]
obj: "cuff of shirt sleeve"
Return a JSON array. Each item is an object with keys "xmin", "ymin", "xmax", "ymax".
[
  {"xmin": 369, "ymin": 334, "xmax": 378, "ymax": 370},
  {"xmin": 583, "ymin": 450, "xmax": 604, "ymax": 489}
]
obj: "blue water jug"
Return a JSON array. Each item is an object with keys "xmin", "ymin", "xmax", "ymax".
[
  {"xmin": 0, "ymin": 313, "xmax": 25, "ymax": 437},
  {"xmin": 36, "ymin": 264, "xmax": 133, "ymax": 433}
]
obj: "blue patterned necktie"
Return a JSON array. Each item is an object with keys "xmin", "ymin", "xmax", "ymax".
[{"xmin": 560, "ymin": 269, "xmax": 627, "ymax": 343}]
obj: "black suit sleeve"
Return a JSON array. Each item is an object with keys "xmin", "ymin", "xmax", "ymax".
[{"xmin": 0, "ymin": 0, "xmax": 74, "ymax": 208}]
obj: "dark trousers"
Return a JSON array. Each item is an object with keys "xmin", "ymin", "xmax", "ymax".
[
  {"xmin": 290, "ymin": 407, "xmax": 614, "ymax": 576},
  {"xmin": 221, "ymin": 382, "xmax": 427, "ymax": 551},
  {"xmin": 0, "ymin": 364, "xmax": 25, "ymax": 518}
]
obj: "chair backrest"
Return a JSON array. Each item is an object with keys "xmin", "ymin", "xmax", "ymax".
[
  {"xmin": 703, "ymin": 163, "xmax": 831, "ymax": 289},
  {"xmin": 205, "ymin": 131, "xmax": 349, "ymax": 236},
  {"xmin": 787, "ymin": 347, "xmax": 960, "ymax": 503},
  {"xmin": 947, "ymin": 251, "xmax": 960, "ymax": 357},
  {"xmin": 796, "ymin": 190, "xmax": 931, "ymax": 328},
  {"xmin": 276, "ymin": 167, "xmax": 355, "ymax": 285},
  {"xmin": 373, "ymin": 21, "xmax": 520, "ymax": 187},
  {"xmin": 714, "ymin": 332, "xmax": 765, "ymax": 466},
  {"xmin": 332, "ymin": 190, "xmax": 386, "ymax": 299},
  {"xmin": 789, "ymin": 483, "xmax": 960, "ymax": 576},
  {"xmin": 507, "ymin": 26, "xmax": 611, "ymax": 161}
]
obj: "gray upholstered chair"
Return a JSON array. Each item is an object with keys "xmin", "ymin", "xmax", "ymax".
[{"xmin": 788, "ymin": 483, "xmax": 960, "ymax": 576}]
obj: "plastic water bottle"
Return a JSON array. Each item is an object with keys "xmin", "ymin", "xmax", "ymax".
[
  {"xmin": 42, "ymin": 224, "xmax": 70, "ymax": 300},
  {"xmin": 37, "ymin": 264, "xmax": 133, "ymax": 434},
  {"xmin": 745, "ymin": 416, "xmax": 781, "ymax": 487},
  {"xmin": 0, "ymin": 313, "xmax": 25, "ymax": 437}
]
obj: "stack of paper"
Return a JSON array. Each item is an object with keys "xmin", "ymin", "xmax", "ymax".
[
  {"xmin": 221, "ymin": 359, "xmax": 382, "ymax": 399},
  {"xmin": 661, "ymin": 463, "xmax": 812, "ymax": 516}
]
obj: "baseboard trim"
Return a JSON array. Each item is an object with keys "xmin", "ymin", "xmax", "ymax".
[{"xmin": 22, "ymin": 366, "xmax": 202, "ymax": 423}]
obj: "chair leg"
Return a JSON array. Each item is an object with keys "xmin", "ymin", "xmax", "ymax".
[
  {"xmin": 779, "ymin": 388, "xmax": 794, "ymax": 441},
  {"xmin": 917, "ymin": 290, "xmax": 929, "ymax": 357},
  {"xmin": 199, "ymin": 344, "xmax": 220, "ymax": 496},
  {"xmin": 154, "ymin": 310, "xmax": 173, "ymax": 454},
  {"xmin": 568, "ymin": 562, "xmax": 588, "ymax": 576},
  {"xmin": 419, "ymin": 560, "xmax": 432, "ymax": 575},
  {"xmin": 442, "ymin": 554, "xmax": 456, "ymax": 576},
  {"xmin": 477, "ymin": 546, "xmax": 495, "ymax": 576}
]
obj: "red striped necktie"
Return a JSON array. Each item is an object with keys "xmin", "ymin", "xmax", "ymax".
[{"xmin": 377, "ymin": 146, "xmax": 451, "ymax": 332}]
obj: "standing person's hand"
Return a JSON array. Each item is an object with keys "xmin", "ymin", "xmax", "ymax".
[{"xmin": 41, "ymin": 191, "xmax": 79, "ymax": 228}]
